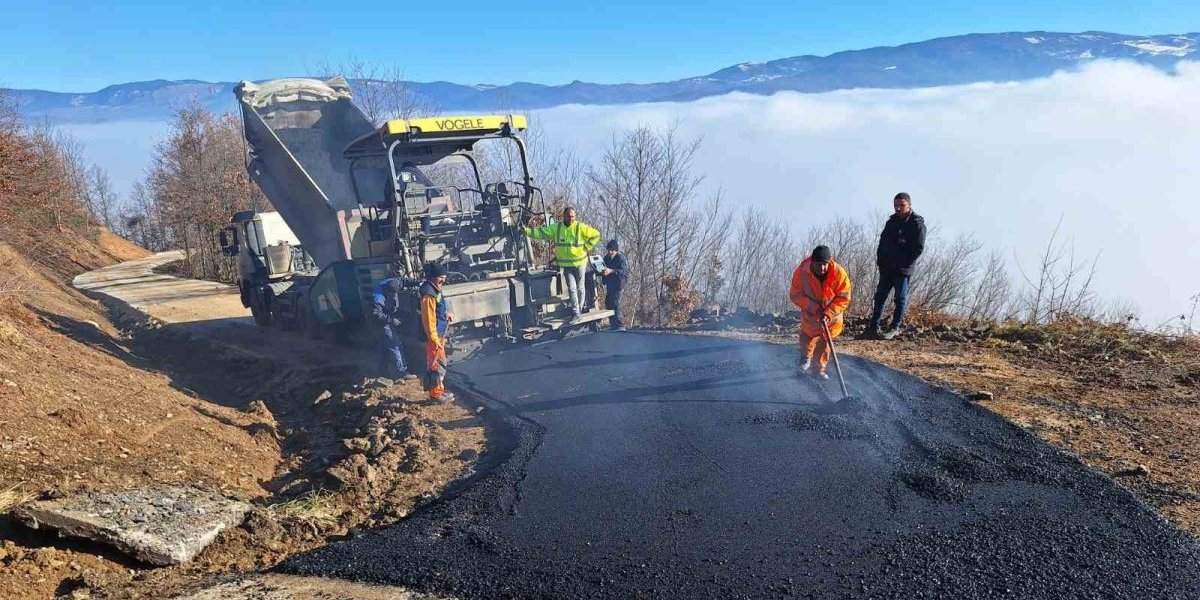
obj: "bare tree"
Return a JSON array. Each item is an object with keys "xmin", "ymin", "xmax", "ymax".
[
  {"xmin": 138, "ymin": 105, "xmax": 270, "ymax": 281},
  {"xmin": 121, "ymin": 180, "xmax": 169, "ymax": 251},
  {"xmin": 87, "ymin": 164, "xmax": 118, "ymax": 228},
  {"xmin": 587, "ymin": 126, "xmax": 665, "ymax": 325},
  {"xmin": 720, "ymin": 208, "xmax": 800, "ymax": 314},
  {"xmin": 909, "ymin": 232, "xmax": 983, "ymax": 316},
  {"xmin": 315, "ymin": 59, "xmax": 438, "ymax": 126},
  {"xmin": 1016, "ymin": 218, "xmax": 1100, "ymax": 323},
  {"xmin": 582, "ymin": 123, "xmax": 726, "ymax": 325},
  {"xmin": 675, "ymin": 191, "xmax": 729, "ymax": 306},
  {"xmin": 966, "ymin": 250, "xmax": 1013, "ymax": 321},
  {"xmin": 650, "ymin": 124, "xmax": 705, "ymax": 323},
  {"xmin": 1188, "ymin": 292, "xmax": 1200, "ymax": 336}
]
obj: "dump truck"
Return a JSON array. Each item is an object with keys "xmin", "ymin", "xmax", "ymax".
[
  {"xmin": 219, "ymin": 210, "xmax": 316, "ymax": 326},
  {"xmin": 222, "ymin": 76, "xmax": 612, "ymax": 365}
]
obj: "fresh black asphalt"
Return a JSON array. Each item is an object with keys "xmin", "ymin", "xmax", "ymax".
[{"xmin": 280, "ymin": 332, "xmax": 1200, "ymax": 599}]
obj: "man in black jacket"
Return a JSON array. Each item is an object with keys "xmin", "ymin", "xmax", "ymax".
[
  {"xmin": 864, "ymin": 192, "xmax": 926, "ymax": 340},
  {"xmin": 601, "ymin": 239, "xmax": 628, "ymax": 330}
]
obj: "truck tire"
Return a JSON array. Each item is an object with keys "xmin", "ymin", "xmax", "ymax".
[
  {"xmin": 317, "ymin": 322, "xmax": 351, "ymax": 346},
  {"xmin": 250, "ymin": 304, "xmax": 272, "ymax": 326},
  {"xmin": 299, "ymin": 302, "xmax": 322, "ymax": 340},
  {"xmin": 250, "ymin": 287, "xmax": 273, "ymax": 326}
]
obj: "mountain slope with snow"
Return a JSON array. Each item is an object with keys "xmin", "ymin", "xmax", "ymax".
[{"xmin": 8, "ymin": 31, "xmax": 1197, "ymax": 122}]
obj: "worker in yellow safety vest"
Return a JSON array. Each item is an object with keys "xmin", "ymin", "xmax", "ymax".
[{"xmin": 524, "ymin": 206, "xmax": 601, "ymax": 319}]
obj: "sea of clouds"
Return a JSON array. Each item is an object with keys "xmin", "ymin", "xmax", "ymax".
[
  {"xmin": 75, "ymin": 60, "xmax": 1200, "ymax": 324},
  {"xmin": 532, "ymin": 60, "xmax": 1200, "ymax": 325}
]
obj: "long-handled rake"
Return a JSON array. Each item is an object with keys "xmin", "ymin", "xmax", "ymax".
[{"xmin": 821, "ymin": 318, "xmax": 852, "ymax": 400}]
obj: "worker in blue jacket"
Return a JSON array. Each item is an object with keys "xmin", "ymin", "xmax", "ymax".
[{"xmin": 371, "ymin": 277, "xmax": 414, "ymax": 380}]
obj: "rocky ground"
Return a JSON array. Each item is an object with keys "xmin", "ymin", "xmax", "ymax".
[
  {"xmin": 5, "ymin": 236, "xmax": 1196, "ymax": 598},
  {"xmin": 0, "ymin": 238, "xmax": 487, "ymax": 600},
  {"xmin": 676, "ymin": 306, "xmax": 1200, "ymax": 537}
]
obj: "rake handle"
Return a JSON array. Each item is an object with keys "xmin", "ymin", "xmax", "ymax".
[{"xmin": 822, "ymin": 317, "xmax": 850, "ymax": 398}]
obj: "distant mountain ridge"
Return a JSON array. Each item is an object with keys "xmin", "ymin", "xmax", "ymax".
[{"xmin": 9, "ymin": 31, "xmax": 1198, "ymax": 123}]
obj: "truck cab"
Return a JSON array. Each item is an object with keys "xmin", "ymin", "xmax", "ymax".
[{"xmin": 219, "ymin": 210, "xmax": 315, "ymax": 325}]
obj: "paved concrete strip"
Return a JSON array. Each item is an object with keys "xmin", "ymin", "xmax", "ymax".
[
  {"xmin": 169, "ymin": 574, "xmax": 450, "ymax": 600},
  {"xmin": 72, "ymin": 250, "xmax": 251, "ymax": 326},
  {"xmin": 281, "ymin": 332, "xmax": 1200, "ymax": 599},
  {"xmin": 72, "ymin": 251, "xmax": 375, "ymax": 368},
  {"xmin": 14, "ymin": 486, "xmax": 250, "ymax": 566}
]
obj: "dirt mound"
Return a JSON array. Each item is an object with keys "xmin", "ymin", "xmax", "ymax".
[
  {"xmin": 1, "ymin": 240, "xmax": 485, "ymax": 599},
  {"xmin": 98, "ymin": 335, "xmax": 486, "ymax": 600},
  {"xmin": 0, "ymin": 224, "xmax": 152, "ymax": 329},
  {"xmin": 0, "ymin": 290, "xmax": 281, "ymax": 600},
  {"xmin": 95, "ymin": 229, "xmax": 150, "ymax": 263}
]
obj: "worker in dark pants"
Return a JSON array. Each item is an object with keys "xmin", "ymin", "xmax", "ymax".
[
  {"xmin": 371, "ymin": 277, "xmax": 415, "ymax": 381},
  {"xmin": 862, "ymin": 192, "xmax": 926, "ymax": 340},
  {"xmin": 601, "ymin": 239, "xmax": 628, "ymax": 330}
]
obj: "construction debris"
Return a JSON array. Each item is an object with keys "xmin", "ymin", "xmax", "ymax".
[{"xmin": 13, "ymin": 486, "xmax": 250, "ymax": 566}]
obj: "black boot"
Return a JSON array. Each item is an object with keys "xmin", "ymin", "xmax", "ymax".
[{"xmin": 857, "ymin": 325, "xmax": 881, "ymax": 340}]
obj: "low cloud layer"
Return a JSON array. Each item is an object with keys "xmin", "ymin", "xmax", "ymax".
[
  {"xmin": 71, "ymin": 120, "xmax": 171, "ymax": 201},
  {"xmin": 534, "ymin": 61, "xmax": 1200, "ymax": 324},
  {"xmin": 73, "ymin": 60, "xmax": 1199, "ymax": 324}
]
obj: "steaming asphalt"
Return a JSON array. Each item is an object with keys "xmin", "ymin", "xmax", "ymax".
[{"xmin": 281, "ymin": 332, "xmax": 1200, "ymax": 599}]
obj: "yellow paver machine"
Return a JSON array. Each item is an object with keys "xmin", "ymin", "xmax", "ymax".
[{"xmin": 223, "ymin": 77, "xmax": 611, "ymax": 361}]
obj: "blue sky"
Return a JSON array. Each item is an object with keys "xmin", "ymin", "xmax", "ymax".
[{"xmin": 5, "ymin": 0, "xmax": 1198, "ymax": 91}]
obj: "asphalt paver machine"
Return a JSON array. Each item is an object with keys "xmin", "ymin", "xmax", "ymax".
[{"xmin": 228, "ymin": 77, "xmax": 611, "ymax": 363}]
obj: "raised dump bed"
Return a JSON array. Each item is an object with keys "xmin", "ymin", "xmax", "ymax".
[{"xmin": 236, "ymin": 77, "xmax": 384, "ymax": 269}]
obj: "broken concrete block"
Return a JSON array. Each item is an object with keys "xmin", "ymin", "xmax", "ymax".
[{"xmin": 13, "ymin": 486, "xmax": 250, "ymax": 566}]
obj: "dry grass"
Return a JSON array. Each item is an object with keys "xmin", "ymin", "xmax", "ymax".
[
  {"xmin": 266, "ymin": 490, "xmax": 344, "ymax": 531},
  {"xmin": 0, "ymin": 482, "xmax": 36, "ymax": 513}
]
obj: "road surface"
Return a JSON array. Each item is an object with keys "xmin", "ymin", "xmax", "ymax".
[
  {"xmin": 75, "ymin": 257, "xmax": 1200, "ymax": 599},
  {"xmin": 73, "ymin": 251, "xmax": 373, "ymax": 368},
  {"xmin": 280, "ymin": 332, "xmax": 1200, "ymax": 599}
]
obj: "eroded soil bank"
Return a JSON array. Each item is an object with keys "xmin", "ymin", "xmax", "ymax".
[{"xmin": 1, "ymin": 247, "xmax": 489, "ymax": 600}]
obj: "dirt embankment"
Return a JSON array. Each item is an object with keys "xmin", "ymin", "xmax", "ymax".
[
  {"xmin": 0, "ymin": 236, "xmax": 486, "ymax": 600},
  {"xmin": 678, "ymin": 310, "xmax": 1200, "ymax": 538}
]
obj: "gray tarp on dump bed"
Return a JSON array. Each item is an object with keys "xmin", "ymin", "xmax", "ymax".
[{"xmin": 236, "ymin": 77, "xmax": 385, "ymax": 268}]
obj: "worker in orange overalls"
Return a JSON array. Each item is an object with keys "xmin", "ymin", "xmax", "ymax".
[
  {"xmin": 789, "ymin": 245, "xmax": 852, "ymax": 380},
  {"xmin": 420, "ymin": 262, "xmax": 455, "ymax": 402}
]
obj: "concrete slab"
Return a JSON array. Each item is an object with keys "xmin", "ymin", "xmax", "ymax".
[{"xmin": 14, "ymin": 486, "xmax": 250, "ymax": 566}]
